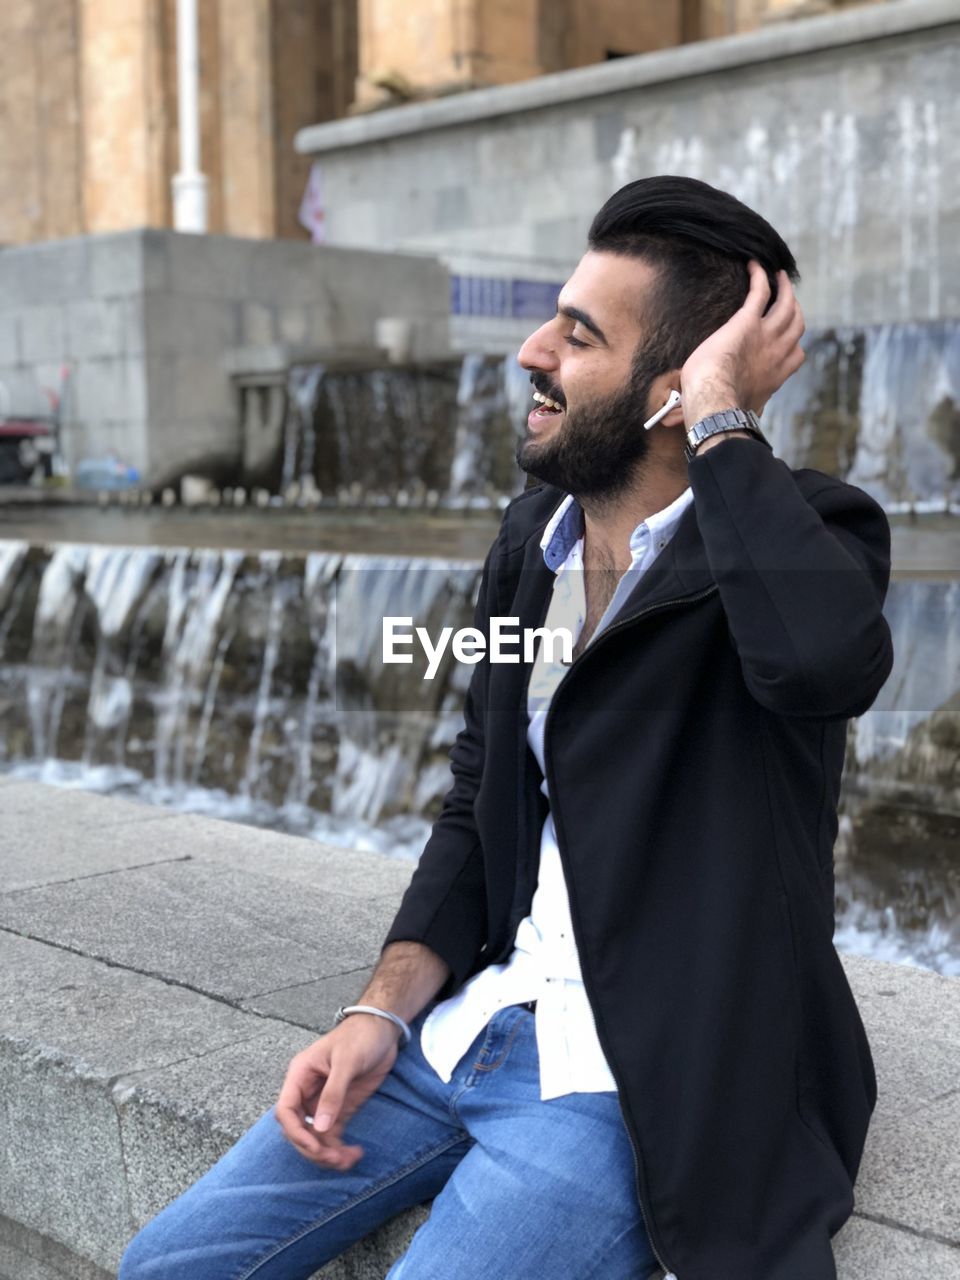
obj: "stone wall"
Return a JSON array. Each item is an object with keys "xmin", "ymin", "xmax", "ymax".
[
  {"xmin": 1, "ymin": 0, "xmax": 893, "ymax": 250},
  {"xmin": 297, "ymin": 0, "xmax": 960, "ymax": 339},
  {"xmin": 0, "ymin": 230, "xmax": 449, "ymax": 485},
  {"xmin": 0, "ymin": 0, "xmax": 358, "ymax": 247},
  {"xmin": 354, "ymin": 0, "xmax": 688, "ymax": 107},
  {"xmin": 0, "ymin": 780, "xmax": 958, "ymax": 1279}
]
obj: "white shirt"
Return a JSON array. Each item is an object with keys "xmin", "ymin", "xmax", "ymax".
[{"xmin": 420, "ymin": 485, "xmax": 696, "ymax": 1099}]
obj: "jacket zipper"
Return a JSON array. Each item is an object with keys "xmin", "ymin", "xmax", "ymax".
[{"xmin": 541, "ymin": 584, "xmax": 718, "ymax": 1280}]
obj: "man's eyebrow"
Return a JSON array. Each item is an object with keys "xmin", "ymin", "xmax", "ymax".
[{"xmin": 557, "ymin": 304, "xmax": 608, "ymax": 345}]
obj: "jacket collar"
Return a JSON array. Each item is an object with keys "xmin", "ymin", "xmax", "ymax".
[{"xmin": 511, "ymin": 484, "xmax": 716, "ymax": 629}]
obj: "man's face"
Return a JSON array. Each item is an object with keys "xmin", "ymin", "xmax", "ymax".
[{"xmin": 515, "ymin": 250, "xmax": 664, "ymax": 501}]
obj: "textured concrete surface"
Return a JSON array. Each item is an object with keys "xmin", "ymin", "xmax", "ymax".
[
  {"xmin": 1, "ymin": 783, "xmax": 958, "ymax": 1279},
  {"xmin": 297, "ymin": 0, "xmax": 960, "ymax": 335},
  {"xmin": 0, "ymin": 783, "xmax": 182, "ymax": 891}
]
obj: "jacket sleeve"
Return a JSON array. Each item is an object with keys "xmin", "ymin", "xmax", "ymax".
[
  {"xmin": 380, "ymin": 530, "xmax": 501, "ymax": 988},
  {"xmin": 686, "ymin": 437, "xmax": 894, "ymax": 719}
]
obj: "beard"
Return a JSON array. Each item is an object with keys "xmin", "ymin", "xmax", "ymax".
[{"xmin": 516, "ymin": 356, "xmax": 660, "ymax": 504}]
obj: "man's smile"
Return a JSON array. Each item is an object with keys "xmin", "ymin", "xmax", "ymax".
[
  {"xmin": 527, "ymin": 394, "xmax": 566, "ymax": 432},
  {"xmin": 528, "ymin": 381, "xmax": 567, "ymax": 432}
]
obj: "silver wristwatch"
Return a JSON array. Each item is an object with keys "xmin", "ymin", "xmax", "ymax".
[{"xmin": 684, "ymin": 407, "xmax": 771, "ymax": 462}]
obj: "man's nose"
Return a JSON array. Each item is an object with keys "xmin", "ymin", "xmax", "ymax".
[{"xmin": 517, "ymin": 321, "xmax": 559, "ymax": 372}]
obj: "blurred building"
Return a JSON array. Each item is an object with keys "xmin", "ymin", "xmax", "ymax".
[{"xmin": 0, "ymin": 0, "xmax": 879, "ymax": 247}]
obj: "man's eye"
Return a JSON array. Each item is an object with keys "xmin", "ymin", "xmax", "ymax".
[{"xmin": 564, "ymin": 335, "xmax": 588, "ymax": 348}]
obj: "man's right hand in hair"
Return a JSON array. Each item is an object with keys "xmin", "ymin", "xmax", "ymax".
[{"xmin": 274, "ymin": 1014, "xmax": 403, "ymax": 1170}]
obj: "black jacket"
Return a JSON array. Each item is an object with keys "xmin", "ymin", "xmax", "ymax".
[{"xmin": 384, "ymin": 437, "xmax": 894, "ymax": 1279}]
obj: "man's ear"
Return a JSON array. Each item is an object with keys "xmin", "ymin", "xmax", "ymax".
[
  {"xmin": 645, "ymin": 371, "xmax": 686, "ymax": 429},
  {"xmin": 659, "ymin": 396, "xmax": 686, "ymax": 429}
]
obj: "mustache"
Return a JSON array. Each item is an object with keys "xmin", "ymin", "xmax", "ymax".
[{"xmin": 529, "ymin": 372, "xmax": 566, "ymax": 409}]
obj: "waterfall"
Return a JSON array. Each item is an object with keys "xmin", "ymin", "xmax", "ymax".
[
  {"xmin": 264, "ymin": 356, "xmax": 528, "ymax": 505},
  {"xmin": 3, "ymin": 315, "xmax": 960, "ymax": 969},
  {"xmin": 153, "ymin": 549, "xmax": 243, "ymax": 791},
  {"xmin": 0, "ymin": 541, "xmax": 483, "ymax": 856},
  {"xmin": 258, "ymin": 324, "xmax": 960, "ymax": 511},
  {"xmin": 26, "ymin": 546, "xmax": 89, "ymax": 760},
  {"xmin": 0, "ymin": 531, "xmax": 957, "ymax": 970},
  {"xmin": 762, "ymin": 321, "xmax": 960, "ymax": 508},
  {"xmin": 280, "ymin": 364, "xmax": 326, "ymax": 493}
]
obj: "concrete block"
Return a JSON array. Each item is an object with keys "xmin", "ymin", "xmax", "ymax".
[
  {"xmin": 843, "ymin": 953, "xmax": 960, "ymax": 1080},
  {"xmin": 165, "ymin": 232, "xmax": 254, "ymax": 300},
  {"xmin": 434, "ymin": 186, "xmax": 469, "ymax": 232},
  {"xmin": 87, "ymin": 231, "xmax": 144, "ymax": 299},
  {"xmin": 0, "ymin": 858, "xmax": 401, "ymax": 1002},
  {"xmin": 277, "ymin": 305, "xmax": 310, "ymax": 344},
  {"xmin": 2, "ymin": 784, "xmax": 960, "ymax": 1280},
  {"xmin": 531, "ymin": 216, "xmax": 588, "ymax": 262},
  {"xmin": 247, "ymin": 242, "xmax": 333, "ymax": 306},
  {"xmin": 143, "ymin": 293, "xmax": 241, "ymax": 355},
  {"xmin": 175, "ymin": 814, "xmax": 414, "ymax": 900},
  {"xmin": 122, "ymin": 293, "xmax": 152, "ymax": 360},
  {"xmin": 138, "ymin": 230, "xmax": 169, "ymax": 293},
  {"xmin": 842, "ymin": 954, "xmax": 960, "ymax": 1242},
  {"xmin": 303, "ymin": 298, "xmax": 344, "ymax": 347},
  {"xmin": 29, "ymin": 362, "xmax": 66, "ymax": 406},
  {"xmin": 142, "ymin": 352, "xmax": 177, "ymax": 427},
  {"xmin": 170, "ymin": 353, "xmax": 232, "ymax": 422},
  {"xmin": 11, "ymin": 239, "xmax": 91, "ymax": 305},
  {"xmin": 240, "ymin": 967, "xmax": 375, "ymax": 1030},
  {"xmin": 0, "ymin": 933, "xmax": 261, "ymax": 1071},
  {"xmin": 64, "ymin": 299, "xmax": 128, "ymax": 361},
  {"xmin": 832, "ymin": 1215, "xmax": 960, "ymax": 1279},
  {"xmin": 306, "ymin": 8, "xmax": 960, "ymax": 333},
  {"xmin": 593, "ymin": 109, "xmax": 626, "ymax": 162},
  {"xmin": 242, "ymin": 301, "xmax": 276, "ymax": 346},
  {"xmin": 858, "ymin": 1092, "xmax": 960, "ymax": 1241},
  {"xmin": 326, "ymin": 201, "xmax": 379, "ymax": 248},
  {"xmin": 120, "ymin": 355, "xmax": 149, "ymax": 426},
  {"xmin": 1, "ymin": 1039, "xmax": 141, "ymax": 1265},
  {"xmin": 18, "ymin": 308, "xmax": 64, "ymax": 364},
  {"xmin": 0, "ymin": 1212, "xmax": 114, "ymax": 1280},
  {"xmin": 406, "ymin": 316, "xmax": 452, "ymax": 360},
  {"xmin": 0, "ymin": 931, "xmax": 305, "ymax": 1271},
  {"xmin": 114, "ymin": 1024, "xmax": 314, "ymax": 1232},
  {"xmin": 0, "ymin": 313, "xmax": 17, "ymax": 364},
  {"xmin": 0, "ymin": 786, "xmax": 181, "ymax": 891},
  {"xmin": 71, "ymin": 358, "xmax": 137, "ymax": 429}
]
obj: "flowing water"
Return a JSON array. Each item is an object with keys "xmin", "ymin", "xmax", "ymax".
[
  {"xmin": 245, "ymin": 354, "xmax": 532, "ymax": 505},
  {"xmin": 1, "ymin": 321, "xmax": 958, "ymax": 973},
  {"xmin": 0, "ymin": 531, "xmax": 956, "ymax": 974}
]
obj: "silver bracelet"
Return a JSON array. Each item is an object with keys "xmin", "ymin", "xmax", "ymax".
[{"xmin": 334, "ymin": 1004, "xmax": 412, "ymax": 1047}]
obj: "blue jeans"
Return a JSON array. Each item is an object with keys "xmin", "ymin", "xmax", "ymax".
[{"xmin": 119, "ymin": 1004, "xmax": 659, "ymax": 1279}]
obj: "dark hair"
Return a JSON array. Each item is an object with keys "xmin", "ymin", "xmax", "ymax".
[{"xmin": 587, "ymin": 175, "xmax": 800, "ymax": 376}]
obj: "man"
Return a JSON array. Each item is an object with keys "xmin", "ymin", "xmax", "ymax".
[{"xmin": 119, "ymin": 176, "xmax": 892, "ymax": 1280}]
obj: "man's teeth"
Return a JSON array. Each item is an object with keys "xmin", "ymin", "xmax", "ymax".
[{"xmin": 533, "ymin": 392, "xmax": 563, "ymax": 411}]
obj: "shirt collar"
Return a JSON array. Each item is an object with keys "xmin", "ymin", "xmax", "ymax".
[{"xmin": 540, "ymin": 486, "xmax": 694, "ymax": 574}]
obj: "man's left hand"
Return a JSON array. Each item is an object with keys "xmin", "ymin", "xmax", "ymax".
[{"xmin": 679, "ymin": 260, "xmax": 806, "ymax": 430}]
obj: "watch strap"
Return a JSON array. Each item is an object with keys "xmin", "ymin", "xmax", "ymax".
[{"xmin": 685, "ymin": 407, "xmax": 770, "ymax": 462}]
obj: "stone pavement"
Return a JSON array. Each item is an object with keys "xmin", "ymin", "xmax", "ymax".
[{"xmin": 0, "ymin": 778, "xmax": 957, "ymax": 1278}]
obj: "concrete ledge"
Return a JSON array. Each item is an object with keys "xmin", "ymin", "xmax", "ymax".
[
  {"xmin": 296, "ymin": 0, "xmax": 959, "ymax": 153},
  {"xmin": 1, "ymin": 781, "xmax": 959, "ymax": 1278}
]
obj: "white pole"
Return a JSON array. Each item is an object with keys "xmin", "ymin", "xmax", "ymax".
[{"xmin": 172, "ymin": 0, "xmax": 208, "ymax": 233}]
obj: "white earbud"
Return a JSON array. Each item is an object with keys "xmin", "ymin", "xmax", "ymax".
[{"xmin": 643, "ymin": 388, "xmax": 682, "ymax": 430}]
